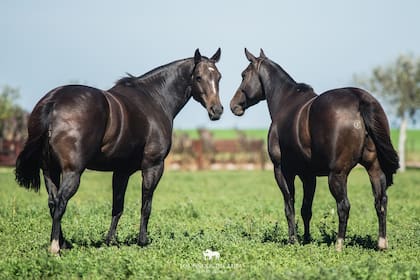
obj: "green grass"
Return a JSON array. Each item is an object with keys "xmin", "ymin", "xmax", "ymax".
[{"xmin": 0, "ymin": 168, "xmax": 419, "ymax": 279}]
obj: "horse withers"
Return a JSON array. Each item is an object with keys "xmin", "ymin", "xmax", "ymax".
[
  {"xmin": 230, "ymin": 49, "xmax": 399, "ymax": 251},
  {"xmin": 15, "ymin": 49, "xmax": 223, "ymax": 254}
]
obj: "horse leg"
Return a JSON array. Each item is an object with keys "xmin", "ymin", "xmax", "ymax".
[
  {"xmin": 328, "ymin": 171, "xmax": 350, "ymax": 251},
  {"xmin": 50, "ymin": 170, "xmax": 81, "ymax": 254},
  {"xmin": 300, "ymin": 175, "xmax": 316, "ymax": 243},
  {"xmin": 106, "ymin": 171, "xmax": 130, "ymax": 245},
  {"xmin": 138, "ymin": 163, "xmax": 164, "ymax": 246},
  {"xmin": 274, "ymin": 166, "xmax": 297, "ymax": 243},
  {"xmin": 42, "ymin": 166, "xmax": 70, "ymax": 249},
  {"xmin": 365, "ymin": 159, "xmax": 388, "ymax": 250}
]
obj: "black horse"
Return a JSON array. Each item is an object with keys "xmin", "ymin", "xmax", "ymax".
[
  {"xmin": 15, "ymin": 48, "xmax": 223, "ymax": 254},
  {"xmin": 230, "ymin": 49, "xmax": 399, "ymax": 251}
]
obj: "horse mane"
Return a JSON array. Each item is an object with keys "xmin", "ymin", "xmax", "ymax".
[
  {"xmin": 295, "ymin": 83, "xmax": 314, "ymax": 93},
  {"xmin": 115, "ymin": 74, "xmax": 138, "ymax": 87},
  {"xmin": 115, "ymin": 58, "xmax": 192, "ymax": 89}
]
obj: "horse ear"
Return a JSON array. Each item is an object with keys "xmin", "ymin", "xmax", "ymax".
[
  {"xmin": 245, "ymin": 48, "xmax": 257, "ymax": 63},
  {"xmin": 211, "ymin": 48, "xmax": 221, "ymax": 63},
  {"xmin": 194, "ymin": 49, "xmax": 202, "ymax": 64},
  {"xmin": 260, "ymin": 48, "xmax": 267, "ymax": 58}
]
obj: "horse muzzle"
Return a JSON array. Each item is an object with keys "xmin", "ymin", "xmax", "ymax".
[
  {"xmin": 209, "ymin": 104, "xmax": 223, "ymax": 120},
  {"xmin": 231, "ymin": 104, "xmax": 245, "ymax": 116},
  {"xmin": 230, "ymin": 89, "xmax": 247, "ymax": 116}
]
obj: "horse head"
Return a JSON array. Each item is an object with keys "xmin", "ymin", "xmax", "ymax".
[
  {"xmin": 191, "ymin": 48, "xmax": 223, "ymax": 120},
  {"xmin": 230, "ymin": 48, "xmax": 267, "ymax": 116}
]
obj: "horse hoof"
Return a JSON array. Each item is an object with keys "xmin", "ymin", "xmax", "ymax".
[
  {"xmin": 49, "ymin": 239, "xmax": 60, "ymax": 255},
  {"xmin": 138, "ymin": 237, "xmax": 150, "ymax": 247},
  {"xmin": 105, "ymin": 237, "xmax": 114, "ymax": 246},
  {"xmin": 303, "ymin": 234, "xmax": 312, "ymax": 244},
  {"xmin": 335, "ymin": 238, "xmax": 344, "ymax": 252},
  {"xmin": 289, "ymin": 235, "xmax": 298, "ymax": 244},
  {"xmin": 378, "ymin": 237, "xmax": 388, "ymax": 250}
]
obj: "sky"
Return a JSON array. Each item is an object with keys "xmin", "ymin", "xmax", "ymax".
[{"xmin": 1, "ymin": 0, "xmax": 419, "ymax": 129}]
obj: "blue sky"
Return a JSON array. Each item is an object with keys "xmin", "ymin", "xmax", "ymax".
[{"xmin": 1, "ymin": 0, "xmax": 419, "ymax": 129}]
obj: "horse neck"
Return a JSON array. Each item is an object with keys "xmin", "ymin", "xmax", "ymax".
[
  {"xmin": 137, "ymin": 59, "xmax": 194, "ymax": 120},
  {"xmin": 260, "ymin": 62, "xmax": 298, "ymax": 120}
]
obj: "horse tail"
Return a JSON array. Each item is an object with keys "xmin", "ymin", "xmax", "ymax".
[
  {"xmin": 15, "ymin": 94, "xmax": 55, "ymax": 192},
  {"xmin": 357, "ymin": 89, "xmax": 399, "ymax": 186}
]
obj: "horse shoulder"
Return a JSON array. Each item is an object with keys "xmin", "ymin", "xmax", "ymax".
[
  {"xmin": 100, "ymin": 91, "xmax": 131, "ymax": 155},
  {"xmin": 295, "ymin": 97, "xmax": 316, "ymax": 161}
]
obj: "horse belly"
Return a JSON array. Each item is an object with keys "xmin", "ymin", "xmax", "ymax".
[{"xmin": 86, "ymin": 151, "xmax": 143, "ymax": 171}]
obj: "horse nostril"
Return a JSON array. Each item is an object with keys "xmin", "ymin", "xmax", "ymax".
[
  {"xmin": 218, "ymin": 105, "xmax": 224, "ymax": 114},
  {"xmin": 211, "ymin": 105, "xmax": 223, "ymax": 115}
]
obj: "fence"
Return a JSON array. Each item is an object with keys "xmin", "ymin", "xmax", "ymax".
[
  {"xmin": 166, "ymin": 129, "xmax": 268, "ymax": 170},
  {"xmin": 0, "ymin": 130, "xmax": 268, "ymax": 170},
  {"xmin": 0, "ymin": 139, "xmax": 24, "ymax": 166}
]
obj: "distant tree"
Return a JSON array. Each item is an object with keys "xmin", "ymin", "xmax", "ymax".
[
  {"xmin": 0, "ymin": 86, "xmax": 27, "ymax": 141},
  {"xmin": 0, "ymin": 86, "xmax": 20, "ymax": 119},
  {"xmin": 354, "ymin": 54, "xmax": 420, "ymax": 171}
]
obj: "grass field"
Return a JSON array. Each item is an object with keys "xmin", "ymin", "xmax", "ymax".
[{"xmin": 0, "ymin": 167, "xmax": 419, "ymax": 279}]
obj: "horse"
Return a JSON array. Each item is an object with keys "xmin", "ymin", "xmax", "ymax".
[
  {"xmin": 15, "ymin": 48, "xmax": 223, "ymax": 254},
  {"xmin": 230, "ymin": 49, "xmax": 399, "ymax": 251}
]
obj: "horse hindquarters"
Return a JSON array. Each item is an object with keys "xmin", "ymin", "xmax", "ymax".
[{"xmin": 44, "ymin": 86, "xmax": 109, "ymax": 253}]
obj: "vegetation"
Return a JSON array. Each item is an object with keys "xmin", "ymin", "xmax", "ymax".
[
  {"xmin": 0, "ymin": 86, "xmax": 27, "ymax": 141},
  {"xmin": 0, "ymin": 168, "xmax": 419, "ymax": 279}
]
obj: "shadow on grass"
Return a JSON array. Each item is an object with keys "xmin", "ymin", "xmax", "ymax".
[
  {"xmin": 259, "ymin": 223, "xmax": 377, "ymax": 250},
  {"xmin": 67, "ymin": 233, "xmax": 141, "ymax": 250},
  {"xmin": 316, "ymin": 231, "xmax": 377, "ymax": 250},
  {"xmin": 65, "ymin": 228, "xmax": 377, "ymax": 251}
]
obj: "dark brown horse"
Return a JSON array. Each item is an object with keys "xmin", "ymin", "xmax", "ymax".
[
  {"xmin": 15, "ymin": 49, "xmax": 223, "ymax": 254},
  {"xmin": 230, "ymin": 49, "xmax": 399, "ymax": 251}
]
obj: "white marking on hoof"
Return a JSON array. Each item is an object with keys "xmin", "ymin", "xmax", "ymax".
[
  {"xmin": 378, "ymin": 237, "xmax": 388, "ymax": 250},
  {"xmin": 50, "ymin": 239, "xmax": 60, "ymax": 255},
  {"xmin": 335, "ymin": 238, "xmax": 344, "ymax": 252}
]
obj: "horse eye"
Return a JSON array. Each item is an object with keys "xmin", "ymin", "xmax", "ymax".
[{"xmin": 196, "ymin": 76, "xmax": 202, "ymax": 82}]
